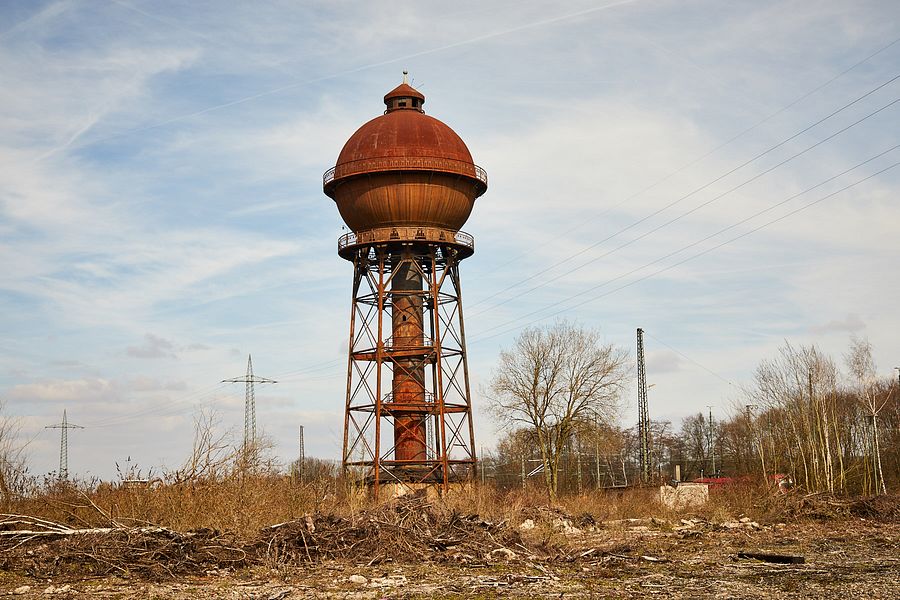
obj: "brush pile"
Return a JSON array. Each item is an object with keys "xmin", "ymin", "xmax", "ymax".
[
  {"xmin": 257, "ymin": 496, "xmax": 531, "ymax": 565},
  {"xmin": 0, "ymin": 498, "xmax": 539, "ymax": 578},
  {"xmin": 777, "ymin": 493, "xmax": 900, "ymax": 522},
  {"xmin": 0, "ymin": 514, "xmax": 247, "ymax": 577}
]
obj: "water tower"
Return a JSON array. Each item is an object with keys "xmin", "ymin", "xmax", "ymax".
[{"xmin": 324, "ymin": 76, "xmax": 487, "ymax": 492}]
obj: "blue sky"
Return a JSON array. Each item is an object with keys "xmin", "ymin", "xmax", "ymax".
[{"xmin": 2, "ymin": 0, "xmax": 898, "ymax": 479}]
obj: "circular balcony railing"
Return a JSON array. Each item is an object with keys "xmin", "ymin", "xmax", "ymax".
[
  {"xmin": 323, "ymin": 157, "xmax": 487, "ymax": 187},
  {"xmin": 381, "ymin": 391, "xmax": 436, "ymax": 406},
  {"xmin": 338, "ymin": 226, "xmax": 474, "ymax": 253}
]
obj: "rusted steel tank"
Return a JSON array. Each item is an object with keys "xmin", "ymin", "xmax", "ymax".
[{"xmin": 324, "ymin": 82, "xmax": 487, "ymax": 250}]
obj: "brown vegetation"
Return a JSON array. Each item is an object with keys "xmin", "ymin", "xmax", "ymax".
[{"xmin": 1, "ymin": 478, "xmax": 898, "ymax": 600}]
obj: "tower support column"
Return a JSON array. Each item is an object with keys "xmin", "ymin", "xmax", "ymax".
[
  {"xmin": 342, "ymin": 242, "xmax": 476, "ymax": 491},
  {"xmin": 391, "ymin": 256, "xmax": 427, "ymax": 463}
]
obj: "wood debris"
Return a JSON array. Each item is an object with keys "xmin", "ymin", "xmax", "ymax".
[
  {"xmin": 737, "ymin": 551, "xmax": 805, "ymax": 564},
  {"xmin": 0, "ymin": 497, "xmax": 544, "ymax": 578}
]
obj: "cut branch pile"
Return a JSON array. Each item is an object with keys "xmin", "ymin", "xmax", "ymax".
[
  {"xmin": 0, "ymin": 514, "xmax": 247, "ymax": 578},
  {"xmin": 0, "ymin": 498, "xmax": 544, "ymax": 578},
  {"xmin": 257, "ymin": 497, "xmax": 532, "ymax": 565},
  {"xmin": 778, "ymin": 493, "xmax": 900, "ymax": 522}
]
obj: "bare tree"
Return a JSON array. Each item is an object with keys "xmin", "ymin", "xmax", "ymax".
[
  {"xmin": 176, "ymin": 408, "xmax": 234, "ymax": 483},
  {"xmin": 173, "ymin": 407, "xmax": 280, "ymax": 484},
  {"xmin": 487, "ymin": 321, "xmax": 628, "ymax": 498},
  {"xmin": 748, "ymin": 342, "xmax": 843, "ymax": 492},
  {"xmin": 679, "ymin": 413, "xmax": 708, "ymax": 478},
  {"xmin": 845, "ymin": 337, "xmax": 888, "ymax": 495},
  {"xmin": 0, "ymin": 400, "xmax": 28, "ymax": 509}
]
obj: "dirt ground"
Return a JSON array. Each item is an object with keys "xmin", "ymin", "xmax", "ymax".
[{"xmin": 1, "ymin": 517, "xmax": 897, "ymax": 599}]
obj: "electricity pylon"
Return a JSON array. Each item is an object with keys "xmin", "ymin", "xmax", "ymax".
[
  {"xmin": 298, "ymin": 425, "xmax": 305, "ymax": 483},
  {"xmin": 636, "ymin": 328, "xmax": 650, "ymax": 484},
  {"xmin": 707, "ymin": 405, "xmax": 716, "ymax": 476},
  {"xmin": 222, "ymin": 355, "xmax": 276, "ymax": 453},
  {"xmin": 45, "ymin": 409, "xmax": 83, "ymax": 480}
]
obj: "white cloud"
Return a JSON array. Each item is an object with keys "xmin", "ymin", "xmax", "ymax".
[
  {"xmin": 126, "ymin": 376, "xmax": 188, "ymax": 392},
  {"xmin": 8, "ymin": 378, "xmax": 116, "ymax": 403},
  {"xmin": 809, "ymin": 313, "xmax": 866, "ymax": 335},
  {"xmin": 647, "ymin": 350, "xmax": 684, "ymax": 374},
  {"xmin": 125, "ymin": 334, "xmax": 177, "ymax": 359}
]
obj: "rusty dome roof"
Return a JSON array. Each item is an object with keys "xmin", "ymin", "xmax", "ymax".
[
  {"xmin": 336, "ymin": 110, "xmax": 474, "ymax": 165},
  {"xmin": 324, "ymin": 81, "xmax": 486, "ymax": 197}
]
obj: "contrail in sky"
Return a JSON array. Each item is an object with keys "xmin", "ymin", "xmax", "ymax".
[{"xmin": 49, "ymin": 0, "xmax": 642, "ymax": 158}]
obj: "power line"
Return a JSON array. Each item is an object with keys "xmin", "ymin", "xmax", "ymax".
[
  {"xmin": 470, "ymin": 156, "xmax": 900, "ymax": 343},
  {"xmin": 472, "ymin": 34, "xmax": 900, "ymax": 282},
  {"xmin": 87, "ymin": 387, "xmax": 230, "ymax": 429},
  {"xmin": 644, "ymin": 332, "xmax": 735, "ymax": 387},
  {"xmin": 471, "ymin": 111, "xmax": 899, "ymax": 340},
  {"xmin": 469, "ymin": 72, "xmax": 900, "ymax": 315},
  {"xmin": 83, "ymin": 381, "xmax": 229, "ymax": 428},
  {"xmin": 273, "ymin": 358, "xmax": 343, "ymax": 381},
  {"xmin": 85, "ymin": 366, "xmax": 340, "ymax": 430},
  {"xmin": 481, "ymin": 109, "xmax": 888, "ymax": 318},
  {"xmin": 81, "ymin": 355, "xmax": 342, "ymax": 429},
  {"xmin": 475, "ymin": 157, "xmax": 900, "ymax": 341}
]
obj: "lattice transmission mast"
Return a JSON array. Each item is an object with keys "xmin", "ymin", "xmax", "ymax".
[
  {"xmin": 636, "ymin": 328, "xmax": 650, "ymax": 484},
  {"xmin": 298, "ymin": 424, "xmax": 305, "ymax": 483},
  {"xmin": 223, "ymin": 355, "xmax": 276, "ymax": 453},
  {"xmin": 707, "ymin": 405, "xmax": 716, "ymax": 476},
  {"xmin": 45, "ymin": 409, "xmax": 83, "ymax": 480}
]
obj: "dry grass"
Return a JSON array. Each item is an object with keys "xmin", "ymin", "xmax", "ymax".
[
  {"xmin": 10, "ymin": 411, "xmax": 855, "ymax": 537},
  {"xmin": 10, "ymin": 475, "xmax": 342, "ymax": 537},
  {"xmin": 8, "ymin": 475, "xmax": 896, "ymax": 542},
  {"xmin": 448, "ymin": 481, "xmax": 778, "ymax": 528}
]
